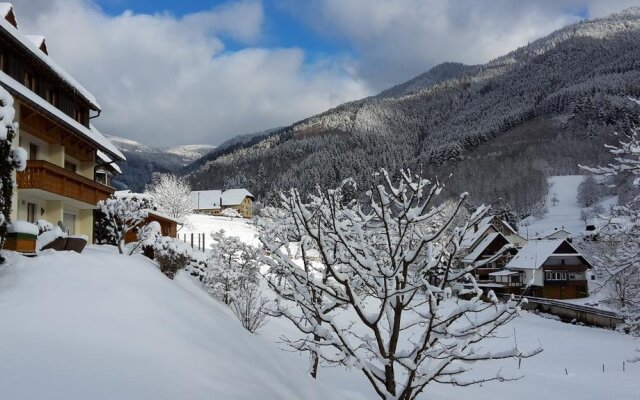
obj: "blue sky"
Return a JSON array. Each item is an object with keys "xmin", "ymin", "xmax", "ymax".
[{"xmin": 11, "ymin": 0, "xmax": 640, "ymax": 145}]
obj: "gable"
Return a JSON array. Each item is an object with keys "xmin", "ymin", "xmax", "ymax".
[{"xmin": 554, "ymin": 241, "xmax": 578, "ymax": 254}]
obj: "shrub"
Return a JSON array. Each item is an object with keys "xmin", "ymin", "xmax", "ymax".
[{"xmin": 153, "ymin": 236, "xmax": 192, "ymax": 279}]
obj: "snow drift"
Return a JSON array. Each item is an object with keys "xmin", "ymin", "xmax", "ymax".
[{"xmin": 0, "ymin": 247, "xmax": 336, "ymax": 400}]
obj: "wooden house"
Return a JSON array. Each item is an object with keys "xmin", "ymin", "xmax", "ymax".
[
  {"xmin": 459, "ymin": 215, "xmax": 527, "ymax": 257},
  {"xmin": 504, "ymin": 239, "xmax": 591, "ymax": 299},
  {"xmin": 124, "ymin": 211, "xmax": 180, "ymax": 244},
  {"xmin": 461, "ymin": 232, "xmax": 518, "ymax": 282},
  {"xmin": 191, "ymin": 189, "xmax": 254, "ymax": 218},
  {"xmin": 0, "ymin": 4, "xmax": 124, "ymax": 245}
]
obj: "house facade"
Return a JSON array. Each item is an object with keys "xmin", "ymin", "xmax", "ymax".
[
  {"xmin": 460, "ymin": 215, "xmax": 591, "ymax": 300},
  {"xmin": 191, "ymin": 189, "xmax": 254, "ymax": 218},
  {"xmin": 1, "ymin": 4, "xmax": 124, "ymax": 244}
]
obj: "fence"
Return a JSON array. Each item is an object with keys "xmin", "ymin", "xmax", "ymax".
[{"xmin": 179, "ymin": 233, "xmax": 208, "ymax": 251}]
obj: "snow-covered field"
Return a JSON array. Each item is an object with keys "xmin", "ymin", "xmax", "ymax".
[
  {"xmin": 0, "ymin": 247, "xmax": 335, "ymax": 400},
  {"xmin": 176, "ymin": 214, "xmax": 640, "ymax": 400},
  {"xmin": 181, "ymin": 214, "xmax": 260, "ymax": 247},
  {"xmin": 0, "ymin": 214, "xmax": 637, "ymax": 399}
]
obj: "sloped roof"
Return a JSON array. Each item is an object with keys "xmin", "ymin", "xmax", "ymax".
[
  {"xmin": 191, "ymin": 189, "xmax": 253, "ymax": 209},
  {"xmin": 505, "ymin": 239, "xmax": 587, "ymax": 270},
  {"xmin": 462, "ymin": 232, "xmax": 502, "ymax": 263},
  {"xmin": 26, "ymin": 34, "xmax": 47, "ymax": 54},
  {"xmin": 0, "ymin": 5, "xmax": 100, "ymax": 110},
  {"xmin": 96, "ymin": 150, "xmax": 122, "ymax": 174},
  {"xmin": 0, "ymin": 69, "xmax": 124, "ymax": 160},
  {"xmin": 221, "ymin": 188, "xmax": 253, "ymax": 205},
  {"xmin": 191, "ymin": 190, "xmax": 222, "ymax": 210}
]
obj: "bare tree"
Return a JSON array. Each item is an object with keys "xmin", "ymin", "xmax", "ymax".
[
  {"xmin": 145, "ymin": 173, "xmax": 192, "ymax": 220},
  {"xmin": 260, "ymin": 169, "xmax": 540, "ymax": 399}
]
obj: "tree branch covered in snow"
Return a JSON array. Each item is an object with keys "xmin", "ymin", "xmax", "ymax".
[
  {"xmin": 96, "ymin": 193, "xmax": 154, "ymax": 254},
  {"xmin": 581, "ymin": 112, "xmax": 640, "ymax": 336},
  {"xmin": 0, "ymin": 87, "xmax": 26, "ymax": 263},
  {"xmin": 259, "ymin": 170, "xmax": 540, "ymax": 399}
]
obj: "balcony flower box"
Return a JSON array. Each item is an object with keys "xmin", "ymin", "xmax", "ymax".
[{"xmin": 3, "ymin": 221, "xmax": 38, "ymax": 255}]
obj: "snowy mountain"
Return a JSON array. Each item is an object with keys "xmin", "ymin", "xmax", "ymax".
[
  {"xmin": 187, "ymin": 7, "xmax": 640, "ymax": 218},
  {"xmin": 106, "ymin": 135, "xmax": 215, "ymax": 192}
]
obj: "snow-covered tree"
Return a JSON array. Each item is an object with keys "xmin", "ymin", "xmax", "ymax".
[
  {"xmin": 260, "ymin": 170, "xmax": 540, "ymax": 399},
  {"xmin": 145, "ymin": 173, "xmax": 192, "ymax": 220},
  {"xmin": 128, "ymin": 220, "xmax": 161, "ymax": 256},
  {"xmin": 577, "ymin": 175, "xmax": 605, "ymax": 207},
  {"xmin": 0, "ymin": 88, "xmax": 26, "ymax": 264},
  {"xmin": 198, "ymin": 230, "xmax": 267, "ymax": 332},
  {"xmin": 97, "ymin": 193, "xmax": 154, "ymax": 254},
  {"xmin": 581, "ymin": 122, "xmax": 640, "ymax": 336},
  {"xmin": 153, "ymin": 236, "xmax": 192, "ymax": 279}
]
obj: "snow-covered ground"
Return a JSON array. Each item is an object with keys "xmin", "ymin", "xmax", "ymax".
[
  {"xmin": 519, "ymin": 175, "xmax": 617, "ymax": 239},
  {"xmin": 180, "ymin": 214, "xmax": 260, "ymax": 247},
  {"xmin": 178, "ymin": 214, "xmax": 640, "ymax": 400},
  {"xmin": 0, "ymin": 247, "xmax": 336, "ymax": 400}
]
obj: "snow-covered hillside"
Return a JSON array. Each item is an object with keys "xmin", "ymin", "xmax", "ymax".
[
  {"xmin": 174, "ymin": 213, "xmax": 640, "ymax": 400},
  {"xmin": 520, "ymin": 175, "xmax": 617, "ymax": 239},
  {"xmin": 0, "ymin": 247, "xmax": 336, "ymax": 400}
]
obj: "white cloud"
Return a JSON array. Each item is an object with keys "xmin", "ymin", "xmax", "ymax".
[
  {"xmin": 10, "ymin": 0, "xmax": 370, "ymax": 145},
  {"xmin": 289, "ymin": 0, "xmax": 640, "ymax": 89}
]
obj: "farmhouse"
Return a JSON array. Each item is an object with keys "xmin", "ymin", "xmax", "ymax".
[
  {"xmin": 460, "ymin": 215, "xmax": 527, "ymax": 255},
  {"xmin": 461, "ymin": 232, "xmax": 518, "ymax": 282},
  {"xmin": 191, "ymin": 189, "xmax": 254, "ymax": 218},
  {"xmin": 504, "ymin": 239, "xmax": 591, "ymax": 299},
  {"xmin": 0, "ymin": 4, "xmax": 124, "ymax": 244}
]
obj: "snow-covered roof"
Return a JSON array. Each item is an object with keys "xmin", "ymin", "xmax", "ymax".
[
  {"xmin": 0, "ymin": 70, "xmax": 125, "ymax": 161},
  {"xmin": 0, "ymin": 3, "xmax": 12, "ymax": 18},
  {"xmin": 221, "ymin": 188, "xmax": 254, "ymax": 205},
  {"xmin": 191, "ymin": 189, "xmax": 253, "ymax": 209},
  {"xmin": 148, "ymin": 210, "xmax": 183, "ymax": 225},
  {"xmin": 0, "ymin": 6, "xmax": 100, "ymax": 110},
  {"xmin": 460, "ymin": 223, "xmax": 492, "ymax": 250},
  {"xmin": 489, "ymin": 270, "xmax": 520, "ymax": 276},
  {"xmin": 505, "ymin": 239, "xmax": 585, "ymax": 270},
  {"xmin": 462, "ymin": 232, "xmax": 502, "ymax": 263},
  {"xmin": 26, "ymin": 34, "xmax": 46, "ymax": 53},
  {"xmin": 96, "ymin": 150, "xmax": 122, "ymax": 174}
]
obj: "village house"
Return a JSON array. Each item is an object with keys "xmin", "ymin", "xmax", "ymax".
[
  {"xmin": 191, "ymin": 189, "xmax": 254, "ymax": 218},
  {"xmin": 459, "ymin": 215, "xmax": 527, "ymax": 256},
  {"xmin": 0, "ymin": 4, "xmax": 124, "ymax": 244},
  {"xmin": 503, "ymin": 239, "xmax": 591, "ymax": 299},
  {"xmin": 459, "ymin": 215, "xmax": 592, "ymax": 300}
]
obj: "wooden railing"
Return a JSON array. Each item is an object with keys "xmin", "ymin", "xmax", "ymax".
[{"xmin": 16, "ymin": 160, "xmax": 114, "ymax": 205}]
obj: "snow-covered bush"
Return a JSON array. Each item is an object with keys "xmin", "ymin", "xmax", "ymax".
[
  {"xmin": 153, "ymin": 236, "xmax": 192, "ymax": 279},
  {"xmin": 260, "ymin": 169, "xmax": 540, "ymax": 398},
  {"xmin": 221, "ymin": 208, "xmax": 242, "ymax": 219},
  {"xmin": 128, "ymin": 221, "xmax": 161, "ymax": 257},
  {"xmin": 145, "ymin": 173, "xmax": 192, "ymax": 220},
  {"xmin": 0, "ymin": 87, "xmax": 26, "ymax": 263},
  {"xmin": 96, "ymin": 193, "xmax": 155, "ymax": 254}
]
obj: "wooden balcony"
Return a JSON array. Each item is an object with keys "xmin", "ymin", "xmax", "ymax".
[{"xmin": 16, "ymin": 160, "xmax": 114, "ymax": 206}]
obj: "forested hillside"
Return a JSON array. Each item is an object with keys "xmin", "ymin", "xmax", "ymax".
[{"xmin": 186, "ymin": 8, "xmax": 640, "ymax": 217}]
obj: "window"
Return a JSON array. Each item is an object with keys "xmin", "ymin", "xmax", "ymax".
[
  {"xmin": 64, "ymin": 161, "xmax": 77, "ymax": 172},
  {"xmin": 510, "ymin": 275, "xmax": 520, "ymax": 283},
  {"xmin": 46, "ymin": 88, "xmax": 58, "ymax": 106},
  {"xmin": 545, "ymin": 271, "xmax": 567, "ymax": 281},
  {"xmin": 26, "ymin": 202, "xmax": 36, "ymax": 223},
  {"xmin": 24, "ymin": 71, "xmax": 38, "ymax": 92},
  {"xmin": 29, "ymin": 143, "xmax": 38, "ymax": 160}
]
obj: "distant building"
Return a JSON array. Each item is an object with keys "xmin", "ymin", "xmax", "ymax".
[
  {"xmin": 503, "ymin": 239, "xmax": 591, "ymax": 299},
  {"xmin": 191, "ymin": 189, "xmax": 254, "ymax": 218}
]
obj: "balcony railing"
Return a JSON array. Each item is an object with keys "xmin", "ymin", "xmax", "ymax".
[{"xmin": 16, "ymin": 160, "xmax": 114, "ymax": 206}]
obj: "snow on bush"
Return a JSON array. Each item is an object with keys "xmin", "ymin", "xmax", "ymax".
[
  {"xmin": 96, "ymin": 193, "xmax": 155, "ymax": 254},
  {"xmin": 221, "ymin": 208, "xmax": 242, "ymax": 219},
  {"xmin": 259, "ymin": 169, "xmax": 541, "ymax": 399},
  {"xmin": 0, "ymin": 86, "xmax": 25, "ymax": 263},
  {"xmin": 153, "ymin": 236, "xmax": 192, "ymax": 279}
]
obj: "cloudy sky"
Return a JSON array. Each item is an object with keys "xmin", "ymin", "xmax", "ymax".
[{"xmin": 8, "ymin": 0, "xmax": 640, "ymax": 146}]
